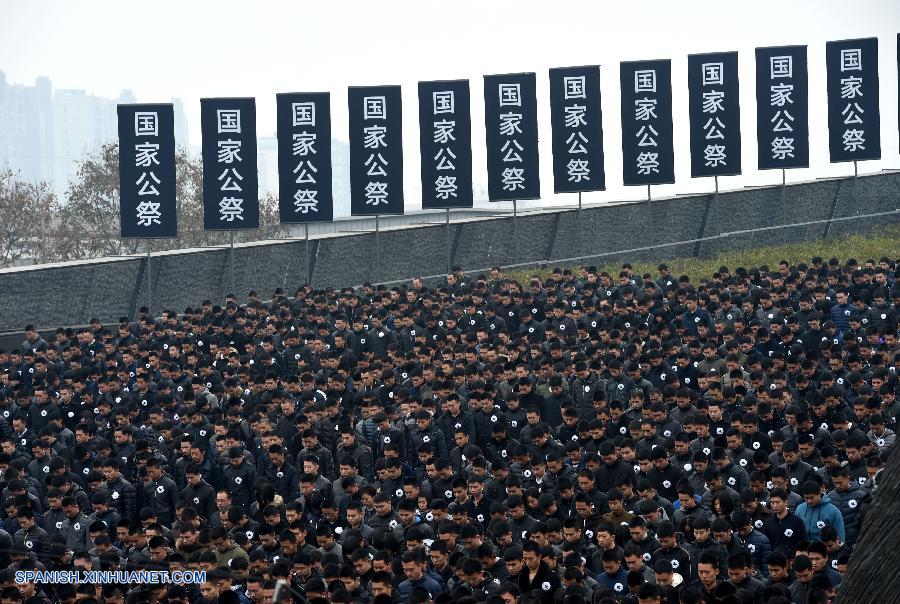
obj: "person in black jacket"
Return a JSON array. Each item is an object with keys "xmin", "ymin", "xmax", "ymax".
[
  {"xmin": 762, "ymin": 488, "xmax": 806, "ymax": 555},
  {"xmin": 518, "ymin": 540, "xmax": 560, "ymax": 603},
  {"xmin": 101, "ymin": 458, "xmax": 137, "ymax": 524}
]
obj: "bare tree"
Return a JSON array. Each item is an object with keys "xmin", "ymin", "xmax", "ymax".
[
  {"xmin": 0, "ymin": 168, "xmax": 59, "ymax": 267},
  {"xmin": 53, "ymin": 143, "xmax": 286, "ymax": 261}
]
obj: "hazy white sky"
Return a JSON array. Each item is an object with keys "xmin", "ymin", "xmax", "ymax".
[{"xmin": 1, "ymin": 0, "xmax": 899, "ymax": 206}]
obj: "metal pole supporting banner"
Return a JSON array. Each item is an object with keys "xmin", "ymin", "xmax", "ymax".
[
  {"xmin": 781, "ymin": 168, "xmax": 786, "ymax": 203},
  {"xmin": 512, "ymin": 200, "xmax": 518, "ymax": 263},
  {"xmin": 304, "ymin": 224, "xmax": 310, "ymax": 286},
  {"xmin": 714, "ymin": 175, "xmax": 719, "ymax": 236},
  {"xmin": 375, "ymin": 215, "xmax": 381, "ymax": 283},
  {"xmin": 146, "ymin": 247, "xmax": 152, "ymax": 318},
  {"xmin": 853, "ymin": 161, "xmax": 859, "ymax": 214},
  {"xmin": 445, "ymin": 209, "xmax": 451, "ymax": 275},
  {"xmin": 647, "ymin": 185, "xmax": 653, "ymax": 242},
  {"xmin": 229, "ymin": 231, "xmax": 235, "ymax": 296},
  {"xmin": 577, "ymin": 191, "xmax": 583, "ymax": 257}
]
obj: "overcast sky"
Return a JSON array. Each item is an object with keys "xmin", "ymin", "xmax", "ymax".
[{"xmin": 1, "ymin": 0, "xmax": 898, "ymax": 207}]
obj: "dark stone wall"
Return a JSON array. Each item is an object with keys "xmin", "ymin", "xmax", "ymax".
[{"xmin": 0, "ymin": 173, "xmax": 896, "ymax": 333}]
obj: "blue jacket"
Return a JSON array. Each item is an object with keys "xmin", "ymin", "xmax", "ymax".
[
  {"xmin": 830, "ymin": 303, "xmax": 852, "ymax": 334},
  {"xmin": 596, "ymin": 568, "xmax": 629, "ymax": 597},
  {"xmin": 398, "ymin": 575, "xmax": 443, "ymax": 603},
  {"xmin": 795, "ymin": 495, "xmax": 845, "ymax": 542},
  {"xmin": 826, "ymin": 486, "xmax": 869, "ymax": 546},
  {"xmin": 738, "ymin": 528, "xmax": 772, "ymax": 577}
]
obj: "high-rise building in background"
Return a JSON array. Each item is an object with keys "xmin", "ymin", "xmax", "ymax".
[
  {"xmin": 0, "ymin": 71, "xmax": 189, "ymax": 196},
  {"xmin": 0, "ymin": 71, "xmax": 53, "ymax": 185},
  {"xmin": 1, "ymin": 71, "xmax": 479, "ymax": 215}
]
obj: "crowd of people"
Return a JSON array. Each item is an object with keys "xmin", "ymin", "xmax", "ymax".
[{"xmin": 0, "ymin": 254, "xmax": 898, "ymax": 604}]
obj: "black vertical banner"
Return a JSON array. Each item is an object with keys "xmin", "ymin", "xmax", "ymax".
[
  {"xmin": 826, "ymin": 37, "xmax": 881, "ymax": 163},
  {"xmin": 755, "ymin": 45, "xmax": 810, "ymax": 170},
  {"xmin": 687, "ymin": 52, "xmax": 742, "ymax": 177},
  {"xmin": 348, "ymin": 86, "xmax": 404, "ymax": 215},
  {"xmin": 418, "ymin": 80, "xmax": 474, "ymax": 209},
  {"xmin": 200, "ymin": 98, "xmax": 259, "ymax": 230},
  {"xmin": 118, "ymin": 104, "xmax": 177, "ymax": 238},
  {"xmin": 276, "ymin": 93, "xmax": 333, "ymax": 223},
  {"xmin": 619, "ymin": 60, "xmax": 674, "ymax": 186},
  {"xmin": 483, "ymin": 73, "xmax": 541, "ymax": 201},
  {"xmin": 549, "ymin": 65, "xmax": 606, "ymax": 193}
]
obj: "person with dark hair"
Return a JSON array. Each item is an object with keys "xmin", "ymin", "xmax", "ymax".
[
  {"xmin": 222, "ymin": 447, "xmax": 257, "ymax": 511},
  {"xmin": 689, "ymin": 552, "xmax": 721, "ymax": 600},
  {"xmin": 789, "ymin": 555, "xmax": 816, "ymax": 604},
  {"xmin": 100, "ymin": 458, "xmax": 137, "ymax": 524},
  {"xmin": 398, "ymin": 549, "xmax": 442, "ymax": 603},
  {"xmin": 725, "ymin": 552, "xmax": 764, "ymax": 601},
  {"xmin": 595, "ymin": 548, "xmax": 628, "ymax": 597},
  {"xmin": 685, "ymin": 517, "xmax": 727, "ymax": 582},
  {"xmin": 763, "ymin": 488, "xmax": 807, "ymax": 555},
  {"xmin": 518, "ymin": 540, "xmax": 560, "ymax": 601},
  {"xmin": 825, "ymin": 466, "xmax": 869, "ymax": 546},
  {"xmin": 795, "ymin": 481, "xmax": 844, "ymax": 543}
]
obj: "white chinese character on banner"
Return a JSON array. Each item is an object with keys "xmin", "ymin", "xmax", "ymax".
[
  {"xmin": 363, "ymin": 96, "xmax": 387, "ymax": 120},
  {"xmin": 634, "ymin": 70, "xmax": 657, "ymax": 93},
  {"xmin": 703, "ymin": 117, "xmax": 725, "ymax": 139},
  {"xmin": 435, "ymin": 175, "xmax": 458, "ymax": 199},
  {"xmin": 134, "ymin": 112, "xmax": 159, "ymax": 136},
  {"xmin": 498, "ymin": 84, "xmax": 521, "ymax": 107},
  {"xmin": 219, "ymin": 197, "xmax": 244, "ymax": 221},
  {"xmin": 498, "ymin": 112, "xmax": 523, "ymax": 136},
  {"xmin": 217, "ymin": 140, "xmax": 242, "ymax": 163},
  {"xmin": 770, "ymin": 83, "xmax": 794, "ymax": 107},
  {"xmin": 840, "ymin": 76, "xmax": 863, "ymax": 99},
  {"xmin": 770, "ymin": 56, "xmax": 793, "ymax": 79},
  {"xmin": 433, "ymin": 91, "xmax": 455, "ymax": 114},
  {"xmin": 842, "ymin": 129, "xmax": 865, "ymax": 151},
  {"xmin": 840, "ymin": 49, "xmax": 862, "ymax": 72},
  {"xmin": 501, "ymin": 167, "xmax": 525, "ymax": 191},
  {"xmin": 701, "ymin": 90, "xmax": 725, "ymax": 113},
  {"xmin": 293, "ymin": 160, "xmax": 318, "ymax": 184},
  {"xmin": 134, "ymin": 143, "xmax": 160, "ymax": 167},
  {"xmin": 501, "ymin": 140, "xmax": 523, "ymax": 162},
  {"xmin": 136, "ymin": 200, "xmax": 161, "ymax": 226},
  {"xmin": 636, "ymin": 124, "xmax": 659, "ymax": 147},
  {"xmin": 567, "ymin": 159, "xmax": 590, "ymax": 182},
  {"xmin": 292, "ymin": 132, "xmax": 317, "ymax": 156},
  {"xmin": 218, "ymin": 168, "xmax": 243, "ymax": 191},
  {"xmin": 704, "ymin": 144, "xmax": 727, "ymax": 167},
  {"xmin": 701, "ymin": 63, "xmax": 724, "ymax": 86},
  {"xmin": 432, "ymin": 120, "xmax": 456, "ymax": 144},
  {"xmin": 293, "ymin": 190, "xmax": 319, "ymax": 213},
  {"xmin": 216, "ymin": 110, "xmax": 241, "ymax": 134},
  {"xmin": 363, "ymin": 125, "xmax": 388, "ymax": 149},
  {"xmin": 564, "ymin": 105, "xmax": 587, "ymax": 128},
  {"xmin": 634, "ymin": 98, "xmax": 658, "ymax": 121},
  {"xmin": 841, "ymin": 102, "xmax": 864, "ymax": 125},
  {"xmin": 563, "ymin": 76, "xmax": 586, "ymax": 100},
  {"xmin": 434, "ymin": 147, "xmax": 457, "ymax": 170},
  {"xmin": 365, "ymin": 153, "xmax": 388, "ymax": 176},
  {"xmin": 771, "ymin": 137, "xmax": 795, "ymax": 160},
  {"xmin": 771, "ymin": 110, "xmax": 795, "ymax": 132},
  {"xmin": 292, "ymin": 102, "xmax": 316, "ymax": 126},
  {"xmin": 566, "ymin": 132, "xmax": 588, "ymax": 154},
  {"xmin": 364, "ymin": 182, "xmax": 389, "ymax": 205},
  {"xmin": 136, "ymin": 172, "xmax": 160, "ymax": 195},
  {"xmin": 636, "ymin": 152, "xmax": 659, "ymax": 175}
]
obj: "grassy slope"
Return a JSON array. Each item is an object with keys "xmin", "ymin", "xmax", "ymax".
[{"xmin": 503, "ymin": 226, "xmax": 900, "ymax": 284}]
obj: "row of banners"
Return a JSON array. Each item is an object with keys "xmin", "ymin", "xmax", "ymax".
[{"xmin": 118, "ymin": 37, "xmax": 892, "ymax": 238}]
